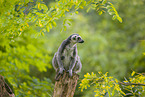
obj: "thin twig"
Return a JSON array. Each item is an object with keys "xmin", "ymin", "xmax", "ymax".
[{"xmin": 119, "ymin": 82, "xmax": 145, "ymax": 86}]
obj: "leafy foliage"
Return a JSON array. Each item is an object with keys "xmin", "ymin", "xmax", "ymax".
[
  {"xmin": 1, "ymin": 0, "xmax": 122, "ymax": 37},
  {"xmin": 0, "ymin": 0, "xmax": 144, "ymax": 96},
  {"xmin": 0, "ymin": 27, "xmax": 53, "ymax": 96},
  {"xmin": 0, "ymin": 0, "xmax": 122, "ymax": 96},
  {"xmin": 87, "ymin": 0, "xmax": 122, "ymax": 23},
  {"xmin": 79, "ymin": 71, "xmax": 145, "ymax": 97},
  {"xmin": 16, "ymin": 77, "xmax": 53, "ymax": 97},
  {"xmin": 107, "ymin": 2, "xmax": 122, "ymax": 23},
  {"xmin": 0, "ymin": 1, "xmax": 54, "ymax": 95}
]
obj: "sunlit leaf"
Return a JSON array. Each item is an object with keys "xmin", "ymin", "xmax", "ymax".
[
  {"xmin": 98, "ymin": 11, "xmax": 103, "ymax": 15},
  {"xmin": 131, "ymin": 71, "xmax": 135, "ymax": 76},
  {"xmin": 112, "ymin": 15, "xmax": 117, "ymax": 20},
  {"xmin": 102, "ymin": 0, "xmax": 107, "ymax": 4},
  {"xmin": 41, "ymin": 32, "xmax": 44, "ymax": 36},
  {"xmin": 38, "ymin": 3, "xmax": 40, "ymax": 10},
  {"xmin": 39, "ymin": 20, "xmax": 43, "ymax": 27},
  {"xmin": 75, "ymin": 11, "xmax": 79, "ymax": 14},
  {"xmin": 86, "ymin": 6, "xmax": 91, "ymax": 12},
  {"xmin": 49, "ymin": 23, "xmax": 52, "ymax": 29},
  {"xmin": 46, "ymin": 25, "xmax": 50, "ymax": 32},
  {"xmin": 117, "ymin": 16, "xmax": 123, "ymax": 23}
]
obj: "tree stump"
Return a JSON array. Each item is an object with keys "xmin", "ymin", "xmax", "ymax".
[
  {"xmin": 53, "ymin": 71, "xmax": 79, "ymax": 97},
  {"xmin": 0, "ymin": 75, "xmax": 15, "ymax": 97}
]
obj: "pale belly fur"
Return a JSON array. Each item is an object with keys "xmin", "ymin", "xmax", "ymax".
[{"xmin": 62, "ymin": 45, "xmax": 74, "ymax": 70}]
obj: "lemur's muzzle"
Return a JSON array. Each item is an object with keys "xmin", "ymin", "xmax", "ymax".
[{"xmin": 79, "ymin": 40, "xmax": 84, "ymax": 43}]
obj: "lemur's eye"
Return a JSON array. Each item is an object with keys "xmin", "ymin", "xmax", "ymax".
[
  {"xmin": 73, "ymin": 36, "xmax": 76, "ymax": 40},
  {"xmin": 77, "ymin": 37, "xmax": 81, "ymax": 40}
]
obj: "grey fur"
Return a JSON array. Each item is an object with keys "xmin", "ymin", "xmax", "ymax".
[{"xmin": 52, "ymin": 34, "xmax": 84, "ymax": 79}]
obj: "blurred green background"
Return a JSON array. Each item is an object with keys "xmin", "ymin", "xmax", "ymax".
[{"xmin": 0, "ymin": 0, "xmax": 145, "ymax": 96}]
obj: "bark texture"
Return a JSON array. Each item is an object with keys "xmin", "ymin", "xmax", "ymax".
[
  {"xmin": 53, "ymin": 71, "xmax": 79, "ymax": 97},
  {"xmin": 0, "ymin": 75, "xmax": 15, "ymax": 97}
]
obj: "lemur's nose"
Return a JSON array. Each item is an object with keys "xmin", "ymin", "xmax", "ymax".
[{"xmin": 79, "ymin": 40, "xmax": 84, "ymax": 43}]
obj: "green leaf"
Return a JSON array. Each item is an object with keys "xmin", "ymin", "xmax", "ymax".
[
  {"xmin": 52, "ymin": 21, "xmax": 57, "ymax": 27},
  {"xmin": 106, "ymin": 5, "xmax": 112, "ymax": 9},
  {"xmin": 49, "ymin": 23, "xmax": 52, "ymax": 29},
  {"xmin": 117, "ymin": 16, "xmax": 123, "ymax": 23},
  {"xmin": 41, "ymin": 32, "xmax": 44, "ymax": 36},
  {"xmin": 108, "ymin": 9, "xmax": 114, "ymax": 12},
  {"xmin": 131, "ymin": 71, "xmax": 135, "ymax": 76},
  {"xmin": 75, "ymin": 11, "xmax": 79, "ymax": 14},
  {"xmin": 46, "ymin": 25, "xmax": 50, "ymax": 32},
  {"xmin": 40, "ymin": 4, "xmax": 48, "ymax": 11},
  {"xmin": 87, "ymin": 6, "xmax": 91, "ymax": 13},
  {"xmin": 37, "ymin": 3, "xmax": 40, "ymax": 10},
  {"xmin": 107, "ymin": 2, "xmax": 123, "ymax": 23},
  {"xmin": 109, "ymin": 12, "xmax": 115, "ymax": 15},
  {"xmin": 39, "ymin": 20, "xmax": 43, "ymax": 27},
  {"xmin": 81, "ymin": 1, "xmax": 86, "ymax": 6},
  {"xmin": 64, "ymin": 26, "xmax": 67, "ymax": 31},
  {"xmin": 98, "ymin": 11, "xmax": 103, "ymax": 15},
  {"xmin": 112, "ymin": 15, "xmax": 117, "ymax": 20},
  {"xmin": 102, "ymin": 0, "xmax": 107, "ymax": 4}
]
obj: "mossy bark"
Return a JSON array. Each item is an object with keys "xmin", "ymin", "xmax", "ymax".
[
  {"xmin": 53, "ymin": 72, "xmax": 79, "ymax": 97},
  {"xmin": 0, "ymin": 75, "xmax": 15, "ymax": 97}
]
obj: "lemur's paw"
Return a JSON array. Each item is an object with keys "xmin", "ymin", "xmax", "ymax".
[
  {"xmin": 66, "ymin": 70, "xmax": 69, "ymax": 73},
  {"xmin": 59, "ymin": 68, "xmax": 65, "ymax": 74},
  {"xmin": 73, "ymin": 71, "xmax": 77, "ymax": 74}
]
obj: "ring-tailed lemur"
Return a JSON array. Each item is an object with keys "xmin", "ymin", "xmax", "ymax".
[{"xmin": 52, "ymin": 34, "xmax": 84, "ymax": 80}]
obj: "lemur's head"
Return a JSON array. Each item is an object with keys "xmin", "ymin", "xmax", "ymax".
[{"xmin": 69, "ymin": 34, "xmax": 84, "ymax": 43}]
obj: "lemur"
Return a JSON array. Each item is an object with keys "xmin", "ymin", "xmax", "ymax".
[{"xmin": 52, "ymin": 34, "xmax": 84, "ymax": 80}]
